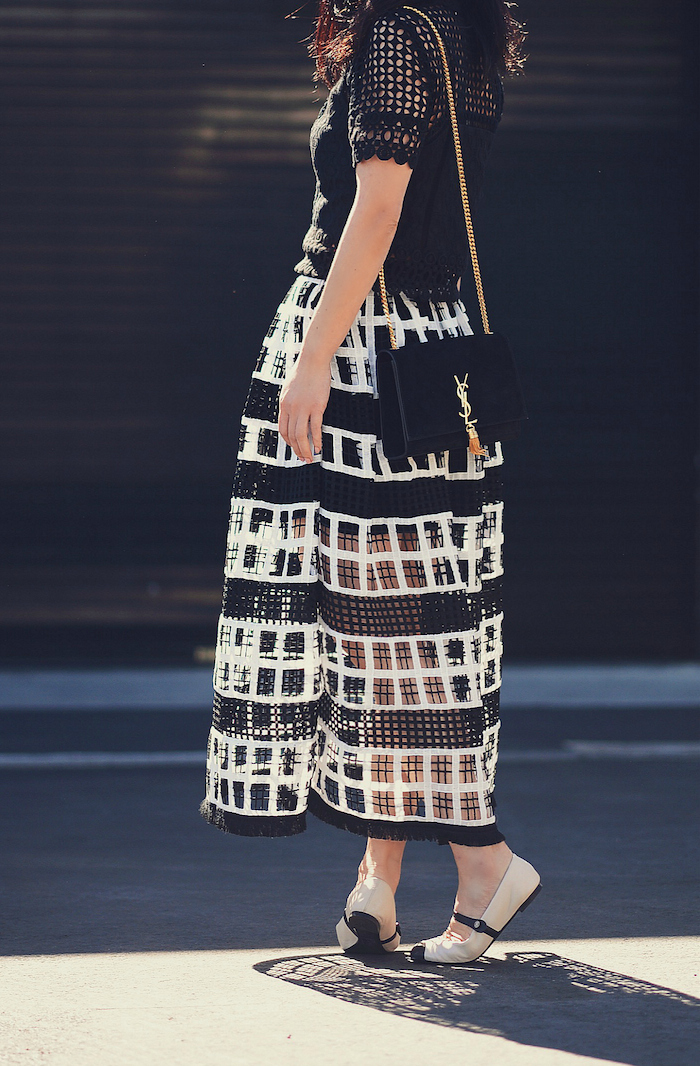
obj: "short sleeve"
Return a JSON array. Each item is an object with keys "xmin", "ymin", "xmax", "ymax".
[{"xmin": 348, "ymin": 14, "xmax": 435, "ymax": 168}]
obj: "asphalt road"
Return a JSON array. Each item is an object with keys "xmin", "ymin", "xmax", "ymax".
[{"xmin": 0, "ymin": 757, "xmax": 698, "ymax": 1065}]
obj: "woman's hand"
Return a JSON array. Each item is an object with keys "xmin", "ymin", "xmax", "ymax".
[{"xmin": 278, "ymin": 356, "xmax": 331, "ymax": 463}]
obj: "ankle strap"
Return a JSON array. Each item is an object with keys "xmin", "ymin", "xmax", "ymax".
[
  {"xmin": 381, "ymin": 923, "xmax": 401, "ymax": 944},
  {"xmin": 452, "ymin": 911, "xmax": 500, "ymax": 939}
]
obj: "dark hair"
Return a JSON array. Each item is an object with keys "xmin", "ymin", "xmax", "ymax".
[{"xmin": 311, "ymin": 1, "xmax": 526, "ymax": 88}]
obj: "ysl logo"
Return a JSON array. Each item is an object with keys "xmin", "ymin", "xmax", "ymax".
[{"xmin": 454, "ymin": 372, "xmax": 486, "ymax": 457}]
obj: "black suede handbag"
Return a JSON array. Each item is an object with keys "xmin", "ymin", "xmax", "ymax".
[{"xmin": 376, "ymin": 6, "xmax": 527, "ymax": 461}]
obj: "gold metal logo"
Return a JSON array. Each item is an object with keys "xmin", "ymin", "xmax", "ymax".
[{"xmin": 454, "ymin": 372, "xmax": 486, "ymax": 456}]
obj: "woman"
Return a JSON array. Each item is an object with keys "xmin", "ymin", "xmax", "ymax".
[{"xmin": 200, "ymin": 0, "xmax": 541, "ymax": 965}]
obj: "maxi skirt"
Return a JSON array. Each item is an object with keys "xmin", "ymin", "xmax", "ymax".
[{"xmin": 200, "ymin": 275, "xmax": 506, "ymax": 845}]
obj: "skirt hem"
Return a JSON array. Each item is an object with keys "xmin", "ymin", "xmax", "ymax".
[
  {"xmin": 199, "ymin": 799, "xmax": 307, "ymax": 838},
  {"xmin": 307, "ymin": 788, "xmax": 506, "ymax": 846}
]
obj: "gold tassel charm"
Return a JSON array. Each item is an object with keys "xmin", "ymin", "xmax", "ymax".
[
  {"xmin": 467, "ymin": 426, "xmax": 487, "ymax": 456},
  {"xmin": 454, "ymin": 373, "xmax": 487, "ymax": 457}
]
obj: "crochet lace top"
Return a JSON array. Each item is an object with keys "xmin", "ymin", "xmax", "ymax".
[{"xmin": 294, "ymin": 2, "xmax": 504, "ymax": 302}]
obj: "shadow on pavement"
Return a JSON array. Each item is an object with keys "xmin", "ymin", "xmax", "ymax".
[{"xmin": 257, "ymin": 950, "xmax": 700, "ymax": 1066}]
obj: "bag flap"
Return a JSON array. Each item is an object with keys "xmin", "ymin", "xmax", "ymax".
[{"xmin": 385, "ymin": 332, "xmax": 526, "ymax": 443}]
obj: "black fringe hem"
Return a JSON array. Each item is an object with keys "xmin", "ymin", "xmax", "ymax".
[
  {"xmin": 307, "ymin": 789, "xmax": 506, "ymax": 846},
  {"xmin": 199, "ymin": 799, "xmax": 307, "ymax": 838}
]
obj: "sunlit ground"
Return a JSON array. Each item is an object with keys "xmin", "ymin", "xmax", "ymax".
[{"xmin": 1, "ymin": 938, "xmax": 697, "ymax": 1066}]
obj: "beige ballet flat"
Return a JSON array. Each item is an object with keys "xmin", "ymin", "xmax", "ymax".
[
  {"xmin": 410, "ymin": 853, "xmax": 542, "ymax": 965},
  {"xmin": 336, "ymin": 876, "xmax": 401, "ymax": 955}
]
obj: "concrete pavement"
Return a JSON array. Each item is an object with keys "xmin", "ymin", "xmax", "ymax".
[{"xmin": 0, "ymin": 937, "xmax": 697, "ymax": 1066}]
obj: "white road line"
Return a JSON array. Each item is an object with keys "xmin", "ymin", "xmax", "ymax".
[
  {"xmin": 0, "ymin": 743, "xmax": 698, "ymax": 770},
  {"xmin": 0, "ymin": 752, "xmax": 205, "ymax": 769},
  {"xmin": 0, "ymin": 665, "xmax": 698, "ymax": 710},
  {"xmin": 563, "ymin": 741, "xmax": 700, "ymax": 758}
]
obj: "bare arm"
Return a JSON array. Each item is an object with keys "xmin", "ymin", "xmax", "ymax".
[{"xmin": 278, "ymin": 154, "xmax": 412, "ymax": 463}]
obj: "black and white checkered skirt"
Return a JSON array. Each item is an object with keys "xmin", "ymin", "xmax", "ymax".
[{"xmin": 200, "ymin": 274, "xmax": 506, "ymax": 845}]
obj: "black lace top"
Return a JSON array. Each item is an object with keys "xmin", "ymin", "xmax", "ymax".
[{"xmin": 294, "ymin": 1, "xmax": 504, "ymax": 302}]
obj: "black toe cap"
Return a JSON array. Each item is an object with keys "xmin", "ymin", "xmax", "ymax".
[{"xmin": 409, "ymin": 943, "xmax": 426, "ymax": 962}]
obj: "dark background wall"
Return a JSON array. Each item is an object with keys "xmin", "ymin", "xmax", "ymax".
[{"xmin": 0, "ymin": 0, "xmax": 697, "ymax": 665}]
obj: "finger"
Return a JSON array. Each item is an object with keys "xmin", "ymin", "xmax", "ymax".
[
  {"xmin": 289, "ymin": 415, "xmax": 303, "ymax": 461},
  {"xmin": 277, "ymin": 405, "xmax": 287, "ymax": 442},
  {"xmin": 298, "ymin": 418, "xmax": 314, "ymax": 464},
  {"xmin": 293, "ymin": 415, "xmax": 313, "ymax": 463},
  {"xmin": 310, "ymin": 409, "xmax": 323, "ymax": 457},
  {"xmin": 278, "ymin": 407, "xmax": 290, "ymax": 448}
]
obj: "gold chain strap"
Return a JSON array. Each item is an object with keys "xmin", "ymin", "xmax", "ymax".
[{"xmin": 378, "ymin": 5, "xmax": 491, "ymax": 350}]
